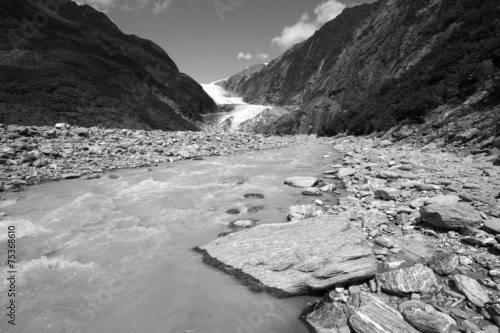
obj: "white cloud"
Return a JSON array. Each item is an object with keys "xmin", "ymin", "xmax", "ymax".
[
  {"xmin": 257, "ymin": 53, "xmax": 269, "ymax": 60},
  {"xmin": 271, "ymin": 0, "xmax": 347, "ymax": 50},
  {"xmin": 237, "ymin": 52, "xmax": 252, "ymax": 60},
  {"xmin": 153, "ymin": 0, "xmax": 172, "ymax": 13},
  {"xmin": 75, "ymin": 0, "xmax": 158, "ymax": 12}
]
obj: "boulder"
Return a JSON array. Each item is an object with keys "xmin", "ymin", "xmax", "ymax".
[
  {"xmin": 425, "ymin": 195, "xmax": 460, "ymax": 206},
  {"xmin": 374, "ymin": 188, "xmax": 400, "ymax": 201},
  {"xmin": 403, "ymin": 311, "xmax": 452, "ymax": 333},
  {"xmin": 197, "ymin": 216, "xmax": 377, "ymax": 296},
  {"xmin": 337, "ymin": 168, "xmax": 356, "ymax": 178},
  {"xmin": 427, "ymin": 252, "xmax": 458, "ymax": 275},
  {"xmin": 345, "ymin": 292, "xmax": 419, "ymax": 333},
  {"xmin": 420, "ymin": 203, "xmax": 482, "ymax": 230},
  {"xmin": 284, "ymin": 176, "xmax": 318, "ymax": 188},
  {"xmin": 453, "ymin": 274, "xmax": 491, "ymax": 307},
  {"xmin": 302, "ymin": 301, "xmax": 349, "ymax": 333},
  {"xmin": 287, "ymin": 204, "xmax": 324, "ymax": 221},
  {"xmin": 377, "ymin": 265, "xmax": 438, "ymax": 295}
]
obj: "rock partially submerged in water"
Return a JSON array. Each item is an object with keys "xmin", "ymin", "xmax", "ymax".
[
  {"xmin": 287, "ymin": 204, "xmax": 325, "ymax": 222},
  {"xmin": 284, "ymin": 176, "xmax": 318, "ymax": 188},
  {"xmin": 196, "ymin": 216, "xmax": 377, "ymax": 297}
]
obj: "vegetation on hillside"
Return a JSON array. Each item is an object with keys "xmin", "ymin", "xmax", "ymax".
[{"xmin": 335, "ymin": 0, "xmax": 500, "ymax": 135}]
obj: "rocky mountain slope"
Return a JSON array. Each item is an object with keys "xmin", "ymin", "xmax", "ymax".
[
  {"xmin": 223, "ymin": 0, "xmax": 500, "ymax": 136},
  {"xmin": 0, "ymin": 0, "xmax": 216, "ymax": 131}
]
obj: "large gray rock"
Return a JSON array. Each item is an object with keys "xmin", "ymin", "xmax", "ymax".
[
  {"xmin": 453, "ymin": 274, "xmax": 491, "ymax": 307},
  {"xmin": 377, "ymin": 265, "xmax": 438, "ymax": 295},
  {"xmin": 284, "ymin": 176, "xmax": 318, "ymax": 188},
  {"xmin": 197, "ymin": 216, "xmax": 377, "ymax": 296},
  {"xmin": 403, "ymin": 311, "xmax": 452, "ymax": 333},
  {"xmin": 287, "ymin": 204, "xmax": 324, "ymax": 221},
  {"xmin": 303, "ymin": 301, "xmax": 349, "ymax": 333},
  {"xmin": 419, "ymin": 203, "xmax": 482, "ymax": 230},
  {"xmin": 346, "ymin": 292, "xmax": 419, "ymax": 333},
  {"xmin": 427, "ymin": 252, "xmax": 458, "ymax": 276}
]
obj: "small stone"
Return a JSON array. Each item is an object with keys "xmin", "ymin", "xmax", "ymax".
[
  {"xmin": 61, "ymin": 173, "xmax": 81, "ymax": 179},
  {"xmin": 302, "ymin": 187, "xmax": 322, "ymax": 196},
  {"xmin": 337, "ymin": 168, "xmax": 356, "ymax": 178},
  {"xmin": 374, "ymin": 236, "xmax": 395, "ymax": 248},
  {"xmin": 374, "ymin": 188, "xmax": 400, "ymax": 201}
]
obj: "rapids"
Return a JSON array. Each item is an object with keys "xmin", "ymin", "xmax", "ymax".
[{"xmin": 0, "ymin": 139, "xmax": 341, "ymax": 333}]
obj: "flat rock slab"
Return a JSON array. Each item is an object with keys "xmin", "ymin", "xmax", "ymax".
[
  {"xmin": 420, "ymin": 203, "xmax": 482, "ymax": 230},
  {"xmin": 403, "ymin": 310, "xmax": 452, "ymax": 333},
  {"xmin": 346, "ymin": 292, "xmax": 419, "ymax": 333},
  {"xmin": 284, "ymin": 176, "xmax": 318, "ymax": 188},
  {"xmin": 337, "ymin": 168, "xmax": 356, "ymax": 178},
  {"xmin": 453, "ymin": 274, "xmax": 491, "ymax": 307},
  {"xmin": 197, "ymin": 216, "xmax": 377, "ymax": 297},
  {"xmin": 377, "ymin": 265, "xmax": 438, "ymax": 295}
]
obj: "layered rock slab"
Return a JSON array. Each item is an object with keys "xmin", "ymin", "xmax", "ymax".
[
  {"xmin": 346, "ymin": 292, "xmax": 420, "ymax": 333},
  {"xmin": 197, "ymin": 216, "xmax": 377, "ymax": 297}
]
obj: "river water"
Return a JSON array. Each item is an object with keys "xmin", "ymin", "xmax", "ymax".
[{"xmin": 0, "ymin": 139, "xmax": 340, "ymax": 333}]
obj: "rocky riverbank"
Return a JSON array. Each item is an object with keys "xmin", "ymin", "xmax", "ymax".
[
  {"xmin": 0, "ymin": 123, "xmax": 296, "ymax": 192},
  {"xmin": 199, "ymin": 134, "xmax": 500, "ymax": 333}
]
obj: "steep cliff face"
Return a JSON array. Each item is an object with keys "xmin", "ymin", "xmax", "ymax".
[
  {"xmin": 224, "ymin": 0, "xmax": 500, "ymax": 135},
  {"xmin": 222, "ymin": 63, "xmax": 266, "ymax": 95},
  {"xmin": 0, "ymin": 0, "xmax": 216, "ymax": 130},
  {"xmin": 223, "ymin": 2, "xmax": 379, "ymax": 106}
]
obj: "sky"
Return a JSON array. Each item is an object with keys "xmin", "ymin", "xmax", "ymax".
[{"xmin": 77, "ymin": 0, "xmax": 377, "ymax": 83}]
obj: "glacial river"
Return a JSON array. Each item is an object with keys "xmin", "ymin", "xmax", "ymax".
[{"xmin": 0, "ymin": 139, "xmax": 340, "ymax": 333}]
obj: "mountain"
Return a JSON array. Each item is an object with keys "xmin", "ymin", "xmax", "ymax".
[
  {"xmin": 223, "ymin": 0, "xmax": 500, "ymax": 135},
  {"xmin": 0, "ymin": 0, "xmax": 217, "ymax": 131}
]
